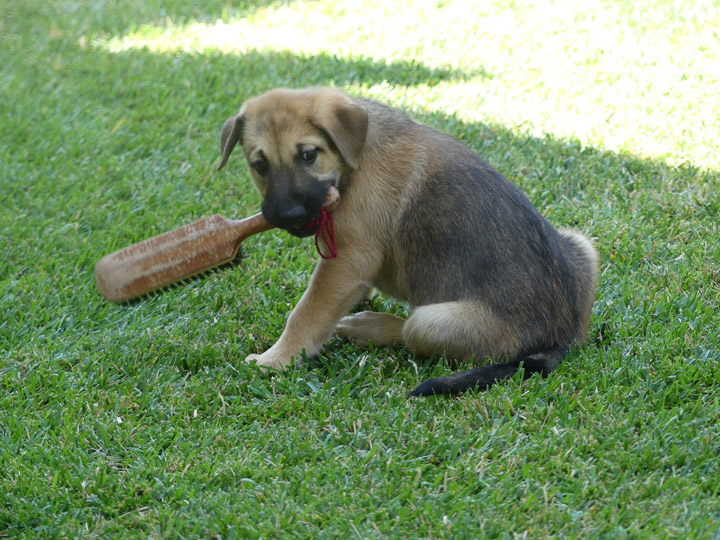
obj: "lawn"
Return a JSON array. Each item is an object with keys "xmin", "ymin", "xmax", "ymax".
[{"xmin": 1, "ymin": 0, "xmax": 719, "ymax": 538}]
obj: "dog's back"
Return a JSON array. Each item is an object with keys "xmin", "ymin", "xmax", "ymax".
[{"xmin": 351, "ymin": 98, "xmax": 598, "ymax": 394}]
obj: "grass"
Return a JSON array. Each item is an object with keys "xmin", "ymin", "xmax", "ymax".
[{"xmin": 1, "ymin": 0, "xmax": 719, "ymax": 538}]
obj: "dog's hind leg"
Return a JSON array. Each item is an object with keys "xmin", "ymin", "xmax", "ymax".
[
  {"xmin": 337, "ymin": 300, "xmax": 522, "ymax": 358},
  {"xmin": 401, "ymin": 301, "xmax": 570, "ymax": 396},
  {"xmin": 402, "ymin": 301, "xmax": 521, "ymax": 361}
]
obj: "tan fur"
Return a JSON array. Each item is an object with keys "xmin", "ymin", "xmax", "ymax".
[{"xmin": 218, "ymin": 88, "xmax": 599, "ymax": 382}]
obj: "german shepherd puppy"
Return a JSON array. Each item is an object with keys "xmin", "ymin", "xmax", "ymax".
[{"xmin": 217, "ymin": 88, "xmax": 598, "ymax": 396}]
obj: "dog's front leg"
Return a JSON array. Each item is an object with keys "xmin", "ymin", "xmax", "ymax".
[{"xmin": 245, "ymin": 255, "xmax": 373, "ymax": 370}]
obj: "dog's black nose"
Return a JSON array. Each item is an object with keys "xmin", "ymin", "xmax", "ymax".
[
  {"xmin": 277, "ymin": 203, "xmax": 307, "ymax": 224},
  {"xmin": 262, "ymin": 199, "xmax": 311, "ymax": 229}
]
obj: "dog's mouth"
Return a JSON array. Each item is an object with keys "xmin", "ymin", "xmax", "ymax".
[
  {"xmin": 262, "ymin": 187, "xmax": 339, "ymax": 259},
  {"xmin": 260, "ymin": 200, "xmax": 322, "ymax": 235},
  {"xmin": 262, "ymin": 184, "xmax": 335, "ymax": 237},
  {"xmin": 288, "ymin": 221, "xmax": 319, "ymax": 238}
]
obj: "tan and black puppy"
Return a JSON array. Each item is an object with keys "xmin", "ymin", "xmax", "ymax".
[{"xmin": 218, "ymin": 88, "xmax": 598, "ymax": 396}]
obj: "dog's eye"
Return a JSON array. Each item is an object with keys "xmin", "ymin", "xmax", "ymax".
[
  {"xmin": 253, "ymin": 159, "xmax": 268, "ymax": 175},
  {"xmin": 301, "ymin": 148, "xmax": 318, "ymax": 165}
]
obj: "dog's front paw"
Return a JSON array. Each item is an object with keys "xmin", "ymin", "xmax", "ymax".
[{"xmin": 244, "ymin": 351, "xmax": 292, "ymax": 371}]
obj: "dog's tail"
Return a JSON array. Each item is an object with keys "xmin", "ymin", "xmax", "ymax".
[{"xmin": 408, "ymin": 344, "xmax": 569, "ymax": 397}]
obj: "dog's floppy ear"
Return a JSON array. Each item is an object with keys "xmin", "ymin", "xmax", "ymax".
[
  {"xmin": 217, "ymin": 109, "xmax": 245, "ymax": 171},
  {"xmin": 315, "ymin": 98, "xmax": 368, "ymax": 170}
]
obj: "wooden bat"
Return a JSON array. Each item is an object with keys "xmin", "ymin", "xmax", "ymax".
[{"xmin": 95, "ymin": 186, "xmax": 340, "ymax": 303}]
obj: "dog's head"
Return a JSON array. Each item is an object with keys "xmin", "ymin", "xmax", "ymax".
[{"xmin": 217, "ymin": 88, "xmax": 368, "ymax": 237}]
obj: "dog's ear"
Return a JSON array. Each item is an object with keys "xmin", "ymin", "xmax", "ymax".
[
  {"xmin": 217, "ymin": 109, "xmax": 245, "ymax": 171},
  {"xmin": 315, "ymin": 98, "xmax": 368, "ymax": 170}
]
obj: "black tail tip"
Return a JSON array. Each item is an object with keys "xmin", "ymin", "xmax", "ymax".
[
  {"xmin": 407, "ymin": 345, "xmax": 571, "ymax": 398},
  {"xmin": 407, "ymin": 378, "xmax": 458, "ymax": 398}
]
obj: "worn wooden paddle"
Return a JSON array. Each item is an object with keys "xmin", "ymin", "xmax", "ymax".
[{"xmin": 95, "ymin": 186, "xmax": 340, "ymax": 303}]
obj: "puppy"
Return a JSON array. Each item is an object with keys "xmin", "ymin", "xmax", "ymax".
[{"xmin": 217, "ymin": 88, "xmax": 598, "ymax": 396}]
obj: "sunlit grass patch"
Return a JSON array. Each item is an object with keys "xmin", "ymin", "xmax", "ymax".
[{"xmin": 91, "ymin": 0, "xmax": 720, "ymax": 169}]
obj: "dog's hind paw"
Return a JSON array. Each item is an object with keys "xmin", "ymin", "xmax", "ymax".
[{"xmin": 336, "ymin": 311, "xmax": 405, "ymax": 347}]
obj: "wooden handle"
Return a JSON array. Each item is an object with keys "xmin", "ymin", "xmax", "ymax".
[
  {"xmin": 95, "ymin": 213, "xmax": 272, "ymax": 302},
  {"xmin": 95, "ymin": 186, "xmax": 341, "ymax": 303}
]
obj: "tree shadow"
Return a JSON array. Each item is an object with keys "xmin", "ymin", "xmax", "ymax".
[{"xmin": 12, "ymin": 34, "xmax": 716, "ymax": 286}]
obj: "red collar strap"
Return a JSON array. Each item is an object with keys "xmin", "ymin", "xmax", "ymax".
[{"xmin": 306, "ymin": 208, "xmax": 338, "ymax": 259}]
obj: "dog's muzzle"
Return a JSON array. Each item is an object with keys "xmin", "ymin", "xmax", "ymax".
[{"xmin": 261, "ymin": 195, "xmax": 324, "ymax": 237}]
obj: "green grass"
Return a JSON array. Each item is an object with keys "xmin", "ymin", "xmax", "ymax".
[{"xmin": 1, "ymin": 0, "xmax": 719, "ymax": 538}]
